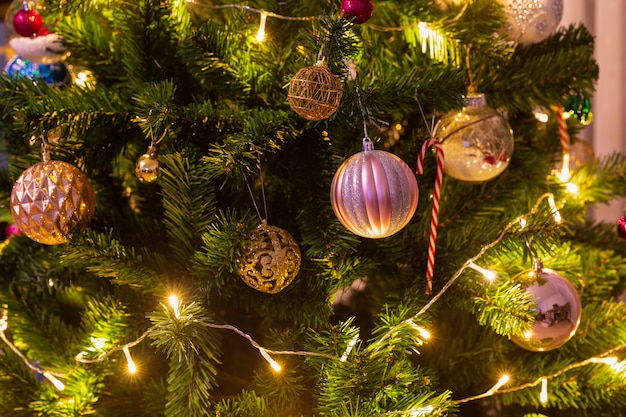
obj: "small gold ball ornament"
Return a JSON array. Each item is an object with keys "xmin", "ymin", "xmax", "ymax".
[
  {"xmin": 236, "ymin": 221, "xmax": 302, "ymax": 294},
  {"xmin": 288, "ymin": 61, "xmax": 343, "ymax": 121},
  {"xmin": 135, "ymin": 145, "xmax": 159, "ymax": 183},
  {"xmin": 10, "ymin": 158, "xmax": 96, "ymax": 245}
]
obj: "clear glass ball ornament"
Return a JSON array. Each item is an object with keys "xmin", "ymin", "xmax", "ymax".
[{"xmin": 433, "ymin": 93, "xmax": 514, "ymax": 184}]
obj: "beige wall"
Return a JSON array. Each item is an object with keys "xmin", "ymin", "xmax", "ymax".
[{"xmin": 563, "ymin": 1, "xmax": 626, "ymax": 221}]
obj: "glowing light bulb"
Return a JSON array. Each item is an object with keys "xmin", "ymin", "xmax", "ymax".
[
  {"xmin": 540, "ymin": 378, "xmax": 548, "ymax": 403},
  {"xmin": 494, "ymin": 374, "xmax": 509, "ymax": 391},
  {"xmin": 547, "ymin": 195, "xmax": 561, "ymax": 223},
  {"xmin": 340, "ymin": 334, "xmax": 359, "ymax": 362},
  {"xmin": 408, "ymin": 320, "xmax": 431, "ymax": 340},
  {"xmin": 123, "ymin": 346, "xmax": 137, "ymax": 374},
  {"xmin": 519, "ymin": 217, "xmax": 527, "ymax": 230},
  {"xmin": 259, "ymin": 348, "xmax": 281, "ymax": 372},
  {"xmin": 168, "ymin": 294, "xmax": 180, "ymax": 318},
  {"xmin": 91, "ymin": 337, "xmax": 106, "ymax": 350},
  {"xmin": 468, "ymin": 262, "xmax": 497, "ymax": 281},
  {"xmin": 43, "ymin": 371, "xmax": 65, "ymax": 391},
  {"xmin": 534, "ymin": 110, "xmax": 549, "ymax": 123},
  {"xmin": 556, "ymin": 153, "xmax": 571, "ymax": 182},
  {"xmin": 410, "ymin": 405, "xmax": 434, "ymax": 416},
  {"xmin": 256, "ymin": 12, "xmax": 267, "ymax": 43},
  {"xmin": 565, "ymin": 182, "xmax": 579, "ymax": 195}
]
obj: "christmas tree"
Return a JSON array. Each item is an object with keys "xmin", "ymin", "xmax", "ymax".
[{"xmin": 0, "ymin": 0, "xmax": 624, "ymax": 416}]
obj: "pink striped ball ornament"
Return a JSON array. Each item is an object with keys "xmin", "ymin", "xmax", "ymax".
[{"xmin": 330, "ymin": 138, "xmax": 418, "ymax": 238}]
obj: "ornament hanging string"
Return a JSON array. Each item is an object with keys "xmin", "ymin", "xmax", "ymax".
[
  {"xmin": 414, "ymin": 93, "xmax": 443, "ymax": 295},
  {"xmin": 240, "ymin": 154, "xmax": 269, "ymax": 222}
]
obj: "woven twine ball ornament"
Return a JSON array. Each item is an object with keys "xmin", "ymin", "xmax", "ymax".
[
  {"xmin": 236, "ymin": 221, "xmax": 302, "ymax": 294},
  {"xmin": 10, "ymin": 148, "xmax": 96, "ymax": 245},
  {"xmin": 288, "ymin": 60, "xmax": 343, "ymax": 121}
]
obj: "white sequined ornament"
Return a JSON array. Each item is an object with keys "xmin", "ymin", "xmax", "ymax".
[{"xmin": 500, "ymin": 0, "xmax": 564, "ymax": 45}]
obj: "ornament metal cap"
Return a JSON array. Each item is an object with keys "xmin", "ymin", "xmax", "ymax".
[
  {"xmin": 533, "ymin": 258, "xmax": 544, "ymax": 273},
  {"xmin": 464, "ymin": 93, "xmax": 487, "ymax": 108}
]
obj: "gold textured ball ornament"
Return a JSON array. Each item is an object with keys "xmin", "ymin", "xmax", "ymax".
[
  {"xmin": 236, "ymin": 222, "xmax": 302, "ymax": 294},
  {"xmin": 10, "ymin": 159, "xmax": 96, "ymax": 245},
  {"xmin": 330, "ymin": 137, "xmax": 419, "ymax": 238},
  {"xmin": 288, "ymin": 61, "xmax": 343, "ymax": 121},
  {"xmin": 135, "ymin": 145, "xmax": 159, "ymax": 183}
]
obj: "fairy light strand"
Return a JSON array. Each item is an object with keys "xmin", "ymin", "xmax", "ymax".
[
  {"xmin": 371, "ymin": 192, "xmax": 561, "ymax": 352},
  {"xmin": 454, "ymin": 343, "xmax": 626, "ymax": 404}
]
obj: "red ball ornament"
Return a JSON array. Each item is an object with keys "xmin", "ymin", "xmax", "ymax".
[
  {"xmin": 617, "ymin": 216, "xmax": 626, "ymax": 241},
  {"xmin": 330, "ymin": 137, "xmax": 418, "ymax": 238},
  {"xmin": 341, "ymin": 0, "xmax": 374, "ymax": 24},
  {"xmin": 12, "ymin": 7, "xmax": 44, "ymax": 37}
]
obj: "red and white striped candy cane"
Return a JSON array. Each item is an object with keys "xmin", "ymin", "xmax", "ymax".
[
  {"xmin": 556, "ymin": 106, "xmax": 570, "ymax": 155},
  {"xmin": 555, "ymin": 106, "xmax": 571, "ymax": 178},
  {"xmin": 416, "ymin": 138, "xmax": 445, "ymax": 295}
]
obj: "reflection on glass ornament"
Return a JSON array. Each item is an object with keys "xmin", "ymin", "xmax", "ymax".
[
  {"xmin": 500, "ymin": 0, "xmax": 564, "ymax": 45},
  {"xmin": 433, "ymin": 93, "xmax": 514, "ymax": 183},
  {"xmin": 512, "ymin": 266, "xmax": 582, "ymax": 352},
  {"xmin": 5, "ymin": 55, "xmax": 70, "ymax": 87},
  {"xmin": 5, "ymin": 0, "xmax": 69, "ymax": 63},
  {"xmin": 330, "ymin": 137, "xmax": 419, "ymax": 238}
]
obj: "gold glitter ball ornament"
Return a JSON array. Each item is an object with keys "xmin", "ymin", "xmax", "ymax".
[
  {"xmin": 10, "ymin": 160, "xmax": 96, "ymax": 245},
  {"xmin": 135, "ymin": 146, "xmax": 159, "ymax": 183},
  {"xmin": 288, "ymin": 61, "xmax": 343, "ymax": 121},
  {"xmin": 236, "ymin": 222, "xmax": 302, "ymax": 294}
]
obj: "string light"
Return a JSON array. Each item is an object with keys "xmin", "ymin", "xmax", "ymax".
[
  {"xmin": 255, "ymin": 12, "xmax": 267, "ymax": 43},
  {"xmin": 547, "ymin": 194, "xmax": 562, "ymax": 223},
  {"xmin": 259, "ymin": 348, "xmax": 281, "ymax": 372},
  {"xmin": 123, "ymin": 346, "xmax": 137, "ymax": 374},
  {"xmin": 556, "ymin": 153, "xmax": 571, "ymax": 182},
  {"xmin": 492, "ymin": 374, "xmax": 510, "ymax": 392},
  {"xmin": 91, "ymin": 337, "xmax": 106, "ymax": 351},
  {"xmin": 340, "ymin": 334, "xmax": 359, "ymax": 362},
  {"xmin": 407, "ymin": 320, "xmax": 431, "ymax": 341},
  {"xmin": 168, "ymin": 294, "xmax": 181, "ymax": 319},
  {"xmin": 539, "ymin": 377, "xmax": 548, "ymax": 403},
  {"xmin": 468, "ymin": 262, "xmax": 497, "ymax": 282},
  {"xmin": 519, "ymin": 217, "xmax": 527, "ymax": 230},
  {"xmin": 43, "ymin": 371, "xmax": 66, "ymax": 391}
]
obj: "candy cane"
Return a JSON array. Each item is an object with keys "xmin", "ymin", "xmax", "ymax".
[
  {"xmin": 556, "ymin": 106, "xmax": 570, "ymax": 155},
  {"xmin": 416, "ymin": 138, "xmax": 445, "ymax": 295},
  {"xmin": 555, "ymin": 106, "xmax": 570, "ymax": 179}
]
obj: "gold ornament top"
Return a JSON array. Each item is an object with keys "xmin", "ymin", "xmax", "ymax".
[{"xmin": 236, "ymin": 222, "xmax": 302, "ymax": 294}]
